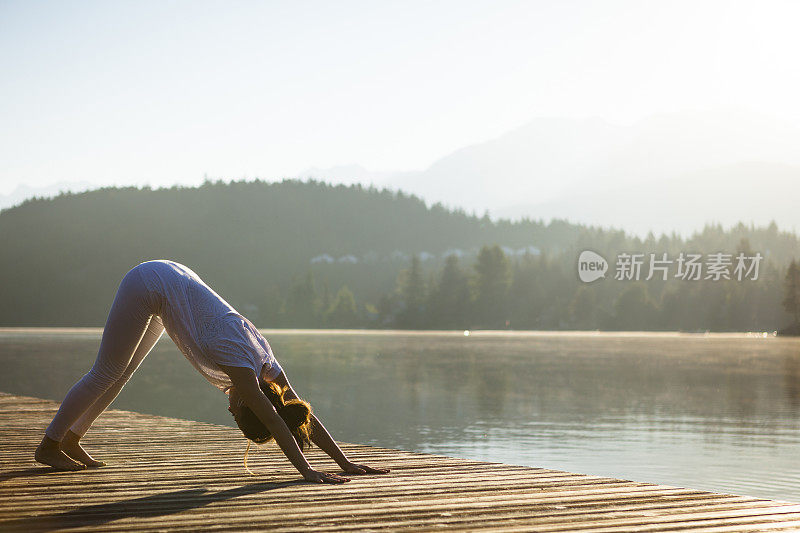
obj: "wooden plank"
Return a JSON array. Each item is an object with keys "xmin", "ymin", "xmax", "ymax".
[{"xmin": 0, "ymin": 392, "xmax": 798, "ymax": 532}]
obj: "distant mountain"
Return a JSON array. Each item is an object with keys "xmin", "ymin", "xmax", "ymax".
[
  {"xmin": 301, "ymin": 109, "xmax": 800, "ymax": 233},
  {"xmin": 8, "ymin": 110, "xmax": 797, "ymax": 237},
  {"xmin": 501, "ymin": 162, "xmax": 800, "ymax": 236}
]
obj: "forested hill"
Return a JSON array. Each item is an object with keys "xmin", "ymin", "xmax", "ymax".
[
  {"xmin": 0, "ymin": 178, "xmax": 798, "ymax": 332},
  {"xmin": 0, "ymin": 179, "xmax": 575, "ymax": 326}
]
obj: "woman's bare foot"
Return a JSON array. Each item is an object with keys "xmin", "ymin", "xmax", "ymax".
[
  {"xmin": 35, "ymin": 435, "xmax": 86, "ymax": 471},
  {"xmin": 62, "ymin": 430, "xmax": 106, "ymax": 467}
]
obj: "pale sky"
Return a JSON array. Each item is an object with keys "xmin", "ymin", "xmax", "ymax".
[{"xmin": 2, "ymin": 0, "xmax": 800, "ymax": 195}]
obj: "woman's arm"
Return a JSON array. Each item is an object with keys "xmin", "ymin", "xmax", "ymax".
[
  {"xmin": 272, "ymin": 371, "xmax": 390, "ymax": 475},
  {"xmin": 220, "ymin": 364, "xmax": 350, "ymax": 483}
]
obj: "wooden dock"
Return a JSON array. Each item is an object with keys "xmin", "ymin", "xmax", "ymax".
[{"xmin": 1, "ymin": 392, "xmax": 799, "ymax": 532}]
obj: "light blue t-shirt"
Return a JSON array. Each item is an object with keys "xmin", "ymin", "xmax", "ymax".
[{"xmin": 134, "ymin": 259, "xmax": 283, "ymax": 392}]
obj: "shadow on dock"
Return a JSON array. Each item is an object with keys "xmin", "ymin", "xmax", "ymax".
[{"xmin": 0, "ymin": 481, "xmax": 295, "ymax": 532}]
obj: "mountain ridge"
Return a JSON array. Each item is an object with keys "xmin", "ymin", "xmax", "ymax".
[{"xmin": 301, "ymin": 109, "xmax": 800, "ymax": 233}]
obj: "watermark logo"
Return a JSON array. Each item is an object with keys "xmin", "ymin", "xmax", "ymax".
[
  {"xmin": 578, "ymin": 250, "xmax": 609, "ymax": 283},
  {"xmin": 578, "ymin": 250, "xmax": 763, "ymax": 283}
]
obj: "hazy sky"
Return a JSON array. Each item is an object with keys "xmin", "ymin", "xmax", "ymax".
[{"xmin": 2, "ymin": 0, "xmax": 800, "ymax": 195}]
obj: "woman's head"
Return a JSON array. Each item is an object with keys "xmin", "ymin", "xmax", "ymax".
[{"xmin": 230, "ymin": 381, "xmax": 313, "ymax": 450}]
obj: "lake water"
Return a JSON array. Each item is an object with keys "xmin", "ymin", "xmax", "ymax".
[{"xmin": 1, "ymin": 329, "xmax": 799, "ymax": 503}]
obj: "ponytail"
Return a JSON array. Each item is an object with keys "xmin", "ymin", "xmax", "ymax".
[{"xmin": 231, "ymin": 381, "xmax": 314, "ymax": 450}]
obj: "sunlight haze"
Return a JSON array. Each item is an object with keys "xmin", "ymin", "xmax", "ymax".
[{"xmin": 2, "ymin": 0, "xmax": 799, "ymax": 233}]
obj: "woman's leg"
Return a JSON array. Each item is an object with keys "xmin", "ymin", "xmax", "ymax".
[
  {"xmin": 61, "ymin": 314, "xmax": 165, "ymax": 466},
  {"xmin": 35, "ymin": 267, "xmax": 158, "ymax": 470}
]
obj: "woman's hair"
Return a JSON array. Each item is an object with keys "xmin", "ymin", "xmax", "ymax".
[{"xmin": 231, "ymin": 381, "xmax": 313, "ymax": 450}]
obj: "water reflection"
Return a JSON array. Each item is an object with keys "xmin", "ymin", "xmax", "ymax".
[
  {"xmin": 1, "ymin": 330, "xmax": 799, "ymax": 502},
  {"xmin": 784, "ymin": 353, "xmax": 800, "ymax": 411}
]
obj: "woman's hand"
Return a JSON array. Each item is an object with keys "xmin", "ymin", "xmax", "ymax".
[
  {"xmin": 303, "ymin": 468, "xmax": 351, "ymax": 484},
  {"xmin": 271, "ymin": 371, "xmax": 390, "ymax": 479},
  {"xmin": 341, "ymin": 461, "xmax": 391, "ymax": 475}
]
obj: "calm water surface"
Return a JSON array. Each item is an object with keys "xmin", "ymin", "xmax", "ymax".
[{"xmin": 1, "ymin": 329, "xmax": 799, "ymax": 502}]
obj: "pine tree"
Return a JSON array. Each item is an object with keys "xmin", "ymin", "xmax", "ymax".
[
  {"xmin": 428, "ymin": 254, "xmax": 471, "ymax": 329},
  {"xmin": 396, "ymin": 255, "xmax": 426, "ymax": 328},
  {"xmin": 613, "ymin": 284, "xmax": 657, "ymax": 331},
  {"xmin": 783, "ymin": 259, "xmax": 800, "ymax": 330},
  {"xmin": 473, "ymin": 245, "xmax": 511, "ymax": 328},
  {"xmin": 284, "ymin": 271, "xmax": 317, "ymax": 327},
  {"xmin": 326, "ymin": 286, "xmax": 359, "ymax": 328}
]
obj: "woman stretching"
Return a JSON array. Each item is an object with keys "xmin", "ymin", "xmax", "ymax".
[{"xmin": 35, "ymin": 259, "xmax": 389, "ymax": 483}]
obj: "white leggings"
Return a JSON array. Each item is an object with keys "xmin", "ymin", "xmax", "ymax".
[{"xmin": 45, "ymin": 265, "xmax": 165, "ymax": 441}]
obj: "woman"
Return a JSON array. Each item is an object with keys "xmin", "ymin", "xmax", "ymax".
[{"xmin": 35, "ymin": 259, "xmax": 389, "ymax": 483}]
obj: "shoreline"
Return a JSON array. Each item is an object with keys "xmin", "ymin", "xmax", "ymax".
[{"xmin": 0, "ymin": 326, "xmax": 789, "ymax": 339}]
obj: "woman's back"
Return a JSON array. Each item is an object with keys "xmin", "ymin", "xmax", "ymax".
[
  {"xmin": 133, "ymin": 259, "xmax": 282, "ymax": 391},
  {"xmin": 135, "ymin": 259, "xmax": 239, "ymax": 335}
]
